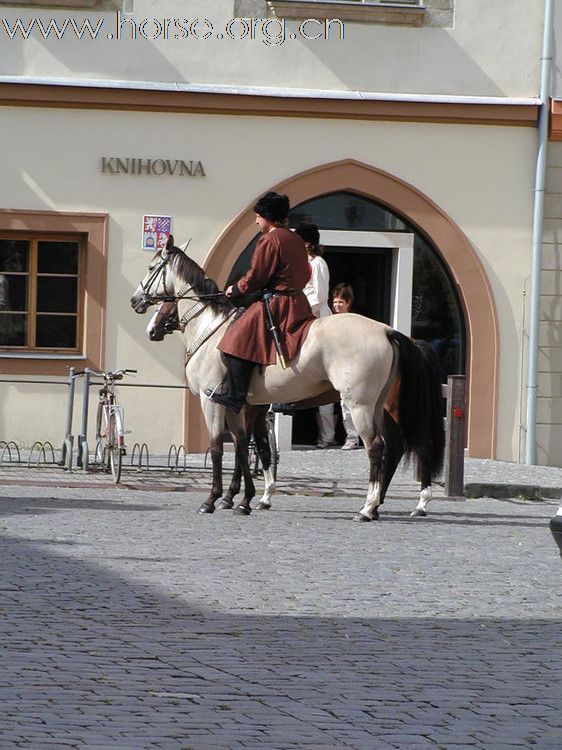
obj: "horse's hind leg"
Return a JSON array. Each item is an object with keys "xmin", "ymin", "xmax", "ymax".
[
  {"xmin": 354, "ymin": 431, "xmax": 385, "ymax": 522},
  {"xmin": 378, "ymin": 409, "xmax": 404, "ymax": 507},
  {"xmin": 347, "ymin": 404, "xmax": 385, "ymax": 523},
  {"xmin": 410, "ymin": 458, "xmax": 433, "ymax": 518}
]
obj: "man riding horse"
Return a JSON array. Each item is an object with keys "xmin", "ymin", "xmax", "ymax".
[{"xmin": 205, "ymin": 191, "xmax": 315, "ymax": 413}]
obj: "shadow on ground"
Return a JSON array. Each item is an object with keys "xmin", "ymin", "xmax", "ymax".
[{"xmin": 1, "ymin": 532, "xmax": 561, "ymax": 750}]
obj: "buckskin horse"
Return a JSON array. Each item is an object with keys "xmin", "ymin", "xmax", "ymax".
[{"xmin": 131, "ymin": 236, "xmax": 444, "ymax": 521}]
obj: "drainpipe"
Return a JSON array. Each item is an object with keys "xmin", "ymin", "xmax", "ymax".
[{"xmin": 525, "ymin": 0, "xmax": 555, "ymax": 465}]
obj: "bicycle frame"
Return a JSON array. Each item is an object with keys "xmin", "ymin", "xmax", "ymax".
[
  {"xmin": 99, "ymin": 401, "xmax": 125, "ymax": 447},
  {"xmin": 92, "ymin": 368, "xmax": 136, "ymax": 483}
]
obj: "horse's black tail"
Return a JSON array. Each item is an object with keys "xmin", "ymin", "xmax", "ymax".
[{"xmin": 387, "ymin": 330, "xmax": 445, "ymax": 480}]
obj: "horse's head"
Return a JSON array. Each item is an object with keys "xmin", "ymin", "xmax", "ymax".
[
  {"xmin": 131, "ymin": 235, "xmax": 179, "ymax": 314},
  {"xmin": 146, "ymin": 301, "xmax": 180, "ymax": 341}
]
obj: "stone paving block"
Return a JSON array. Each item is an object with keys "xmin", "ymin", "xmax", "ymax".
[{"xmin": 1, "ymin": 470, "xmax": 562, "ymax": 749}]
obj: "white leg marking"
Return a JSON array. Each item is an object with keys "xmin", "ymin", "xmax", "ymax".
[
  {"xmin": 359, "ymin": 481, "xmax": 382, "ymax": 520},
  {"xmin": 257, "ymin": 468, "xmax": 276, "ymax": 508},
  {"xmin": 410, "ymin": 486, "xmax": 433, "ymax": 517}
]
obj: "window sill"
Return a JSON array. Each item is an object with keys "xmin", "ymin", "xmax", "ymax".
[
  {"xmin": 0, "ymin": 2, "xmax": 120, "ymax": 8},
  {"xmin": 267, "ymin": 1, "xmax": 426, "ymax": 26},
  {"xmin": 0, "ymin": 352, "xmax": 86, "ymax": 359}
]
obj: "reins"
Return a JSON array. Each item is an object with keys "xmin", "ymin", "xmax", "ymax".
[
  {"xmin": 141, "ymin": 250, "xmax": 235, "ymax": 308},
  {"xmin": 144, "ymin": 249, "xmax": 238, "ymax": 361},
  {"xmin": 183, "ymin": 308, "xmax": 237, "ymax": 364}
]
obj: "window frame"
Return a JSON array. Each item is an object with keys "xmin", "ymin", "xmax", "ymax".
[
  {"xmin": 0, "ymin": 232, "xmax": 85, "ymax": 354},
  {"xmin": 267, "ymin": 0, "xmax": 426, "ymax": 26},
  {"xmin": 0, "ymin": 210, "xmax": 108, "ymax": 376}
]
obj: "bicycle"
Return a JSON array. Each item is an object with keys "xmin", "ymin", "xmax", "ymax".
[{"xmin": 92, "ymin": 368, "xmax": 137, "ymax": 483}]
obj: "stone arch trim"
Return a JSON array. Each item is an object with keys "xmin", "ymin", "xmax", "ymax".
[{"xmin": 184, "ymin": 159, "xmax": 498, "ymax": 458}]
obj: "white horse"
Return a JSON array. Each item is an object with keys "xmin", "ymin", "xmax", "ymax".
[{"xmin": 131, "ymin": 236, "xmax": 444, "ymax": 521}]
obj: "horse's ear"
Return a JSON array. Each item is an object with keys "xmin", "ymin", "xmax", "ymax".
[{"xmin": 161, "ymin": 234, "xmax": 174, "ymax": 259}]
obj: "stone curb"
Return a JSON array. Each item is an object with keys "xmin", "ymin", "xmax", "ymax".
[{"xmin": 465, "ymin": 482, "xmax": 562, "ymax": 500}]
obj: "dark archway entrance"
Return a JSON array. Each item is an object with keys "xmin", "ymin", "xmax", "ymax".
[{"xmin": 196, "ymin": 159, "xmax": 499, "ymax": 458}]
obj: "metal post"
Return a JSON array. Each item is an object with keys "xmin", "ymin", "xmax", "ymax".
[
  {"xmin": 526, "ymin": 0, "xmax": 555, "ymax": 464},
  {"xmin": 444, "ymin": 375, "xmax": 466, "ymax": 499},
  {"xmin": 77, "ymin": 369, "xmax": 91, "ymax": 471},
  {"xmin": 59, "ymin": 367, "xmax": 76, "ymax": 470}
]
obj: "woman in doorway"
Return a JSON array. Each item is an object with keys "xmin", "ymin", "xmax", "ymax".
[
  {"xmin": 295, "ymin": 223, "xmax": 337, "ymax": 449},
  {"xmin": 332, "ymin": 282, "xmax": 360, "ymax": 450}
]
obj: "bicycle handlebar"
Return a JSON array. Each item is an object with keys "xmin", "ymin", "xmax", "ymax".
[{"xmin": 88, "ymin": 368, "xmax": 138, "ymax": 381}]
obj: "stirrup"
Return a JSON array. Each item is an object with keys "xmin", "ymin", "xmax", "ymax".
[
  {"xmin": 204, "ymin": 388, "xmax": 245, "ymax": 414},
  {"xmin": 205, "ymin": 382, "xmax": 223, "ymax": 400}
]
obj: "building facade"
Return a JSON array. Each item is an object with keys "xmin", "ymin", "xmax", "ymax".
[{"xmin": 0, "ymin": 0, "xmax": 554, "ymax": 462}]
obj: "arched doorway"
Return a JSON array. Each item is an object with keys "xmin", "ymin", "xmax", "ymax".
[{"xmin": 185, "ymin": 159, "xmax": 498, "ymax": 458}]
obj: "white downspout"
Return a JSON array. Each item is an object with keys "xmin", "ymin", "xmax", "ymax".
[{"xmin": 525, "ymin": 0, "xmax": 555, "ymax": 465}]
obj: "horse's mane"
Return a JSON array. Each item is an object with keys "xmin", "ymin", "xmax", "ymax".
[{"xmin": 171, "ymin": 248, "xmax": 232, "ymax": 314}]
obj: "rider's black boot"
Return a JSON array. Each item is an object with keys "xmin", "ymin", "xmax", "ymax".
[
  {"xmin": 271, "ymin": 402, "xmax": 296, "ymax": 416},
  {"xmin": 205, "ymin": 355, "xmax": 254, "ymax": 414}
]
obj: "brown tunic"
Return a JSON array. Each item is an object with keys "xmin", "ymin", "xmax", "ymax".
[{"xmin": 218, "ymin": 227, "xmax": 315, "ymax": 365}]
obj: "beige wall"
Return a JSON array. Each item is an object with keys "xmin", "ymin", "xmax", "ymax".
[
  {"xmin": 538, "ymin": 142, "xmax": 562, "ymax": 465},
  {"xmin": 0, "ymin": 0, "xmax": 543, "ymax": 98},
  {"xmin": 0, "ymin": 105, "xmax": 536, "ymax": 456}
]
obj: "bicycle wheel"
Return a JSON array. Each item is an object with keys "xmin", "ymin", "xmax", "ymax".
[
  {"xmin": 107, "ymin": 414, "xmax": 122, "ymax": 483},
  {"xmin": 266, "ymin": 414, "xmax": 278, "ymax": 481},
  {"xmin": 94, "ymin": 401, "xmax": 107, "ymax": 469}
]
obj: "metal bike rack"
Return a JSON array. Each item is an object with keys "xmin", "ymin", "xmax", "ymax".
[
  {"xmin": 59, "ymin": 367, "xmax": 77, "ymax": 470},
  {"xmin": 0, "ymin": 372, "xmax": 192, "ymax": 475},
  {"xmin": 76, "ymin": 369, "xmax": 92, "ymax": 471},
  {"xmin": 28, "ymin": 441, "xmax": 56, "ymax": 467},
  {"xmin": 67, "ymin": 375, "xmax": 192, "ymax": 474},
  {"xmin": 0, "ymin": 440, "xmax": 21, "ymax": 464},
  {"xmin": 167, "ymin": 443, "xmax": 187, "ymax": 471},
  {"xmin": 131, "ymin": 442, "xmax": 150, "ymax": 470}
]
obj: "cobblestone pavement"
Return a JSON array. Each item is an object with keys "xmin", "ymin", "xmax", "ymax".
[{"xmin": 1, "ymin": 451, "xmax": 561, "ymax": 749}]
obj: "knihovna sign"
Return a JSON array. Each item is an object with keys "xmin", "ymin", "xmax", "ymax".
[{"xmin": 101, "ymin": 157, "xmax": 206, "ymax": 177}]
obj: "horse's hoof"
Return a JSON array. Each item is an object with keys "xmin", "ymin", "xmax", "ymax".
[
  {"xmin": 234, "ymin": 505, "xmax": 252, "ymax": 516},
  {"xmin": 256, "ymin": 501, "xmax": 271, "ymax": 510},
  {"xmin": 197, "ymin": 503, "xmax": 215, "ymax": 515},
  {"xmin": 217, "ymin": 498, "xmax": 234, "ymax": 510},
  {"xmin": 353, "ymin": 512, "xmax": 371, "ymax": 523},
  {"xmin": 410, "ymin": 508, "xmax": 427, "ymax": 518}
]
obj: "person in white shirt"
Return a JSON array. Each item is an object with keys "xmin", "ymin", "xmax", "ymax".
[
  {"xmin": 331, "ymin": 282, "xmax": 360, "ymax": 450},
  {"xmin": 295, "ymin": 223, "xmax": 337, "ymax": 449}
]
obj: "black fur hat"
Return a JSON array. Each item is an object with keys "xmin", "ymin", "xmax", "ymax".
[
  {"xmin": 253, "ymin": 192, "xmax": 290, "ymax": 223},
  {"xmin": 294, "ymin": 223, "xmax": 320, "ymax": 246}
]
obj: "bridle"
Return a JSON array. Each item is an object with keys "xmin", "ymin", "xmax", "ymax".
[
  {"xmin": 139, "ymin": 248, "xmax": 232, "ymax": 308},
  {"xmin": 138, "ymin": 251, "xmax": 176, "ymax": 308},
  {"xmin": 141, "ymin": 248, "xmax": 237, "ymax": 360}
]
